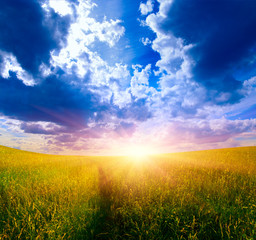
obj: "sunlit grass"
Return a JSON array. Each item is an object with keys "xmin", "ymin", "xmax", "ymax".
[{"xmin": 0, "ymin": 145, "xmax": 255, "ymax": 239}]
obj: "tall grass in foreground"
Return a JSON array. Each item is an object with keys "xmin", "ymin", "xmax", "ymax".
[{"xmin": 0, "ymin": 146, "xmax": 255, "ymax": 239}]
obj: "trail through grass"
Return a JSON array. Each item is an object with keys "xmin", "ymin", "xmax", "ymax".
[{"xmin": 0, "ymin": 146, "xmax": 255, "ymax": 239}]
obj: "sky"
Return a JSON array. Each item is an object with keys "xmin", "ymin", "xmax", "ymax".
[{"xmin": 0, "ymin": 0, "xmax": 255, "ymax": 155}]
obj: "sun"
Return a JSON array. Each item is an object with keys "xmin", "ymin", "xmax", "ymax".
[{"xmin": 124, "ymin": 145, "xmax": 155, "ymax": 163}]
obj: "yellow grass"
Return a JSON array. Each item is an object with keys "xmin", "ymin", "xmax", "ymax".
[{"xmin": 0, "ymin": 145, "xmax": 255, "ymax": 239}]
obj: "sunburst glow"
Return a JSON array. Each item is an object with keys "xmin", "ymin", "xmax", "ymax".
[{"xmin": 124, "ymin": 145, "xmax": 156, "ymax": 163}]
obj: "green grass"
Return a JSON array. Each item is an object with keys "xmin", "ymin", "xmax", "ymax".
[{"xmin": 0, "ymin": 145, "xmax": 255, "ymax": 239}]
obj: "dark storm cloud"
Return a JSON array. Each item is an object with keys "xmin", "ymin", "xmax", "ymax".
[
  {"xmin": 0, "ymin": 72, "xmax": 97, "ymax": 129},
  {"xmin": 20, "ymin": 122, "xmax": 65, "ymax": 135},
  {"xmin": 21, "ymin": 122, "xmax": 55, "ymax": 135},
  {"xmin": 161, "ymin": 0, "xmax": 256, "ymax": 93},
  {"xmin": 0, "ymin": 0, "xmax": 71, "ymax": 74},
  {"xmin": 0, "ymin": 72, "xmax": 148, "ymax": 141}
]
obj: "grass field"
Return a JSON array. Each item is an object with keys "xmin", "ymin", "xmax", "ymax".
[{"xmin": 0, "ymin": 145, "xmax": 255, "ymax": 239}]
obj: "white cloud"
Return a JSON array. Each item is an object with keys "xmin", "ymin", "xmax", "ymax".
[
  {"xmin": 139, "ymin": 0, "xmax": 154, "ymax": 15},
  {"xmin": 132, "ymin": 64, "xmax": 151, "ymax": 85},
  {"xmin": 0, "ymin": 51, "xmax": 36, "ymax": 86},
  {"xmin": 147, "ymin": 15, "xmax": 194, "ymax": 80},
  {"xmin": 47, "ymin": 0, "xmax": 134, "ymax": 108},
  {"xmin": 48, "ymin": 0, "xmax": 73, "ymax": 16},
  {"xmin": 39, "ymin": 63, "xmax": 53, "ymax": 77},
  {"xmin": 137, "ymin": 0, "xmax": 206, "ymax": 118},
  {"xmin": 157, "ymin": 0, "xmax": 173, "ymax": 16},
  {"xmin": 50, "ymin": 0, "xmax": 125, "ymax": 80},
  {"xmin": 72, "ymin": 1, "xmax": 125, "ymax": 47},
  {"xmin": 112, "ymin": 88, "xmax": 132, "ymax": 108},
  {"xmin": 141, "ymin": 37, "xmax": 152, "ymax": 46},
  {"xmin": 130, "ymin": 64, "xmax": 157, "ymax": 99},
  {"xmin": 137, "ymin": 0, "xmax": 256, "ymax": 133},
  {"xmin": 241, "ymin": 76, "xmax": 256, "ymax": 95},
  {"xmin": 143, "ymin": 0, "xmax": 195, "ymax": 84},
  {"xmin": 144, "ymin": 0, "xmax": 173, "ymax": 33},
  {"xmin": 88, "ymin": 60, "xmax": 133, "ymax": 107}
]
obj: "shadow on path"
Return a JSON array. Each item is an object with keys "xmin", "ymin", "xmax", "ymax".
[{"xmin": 89, "ymin": 167, "xmax": 114, "ymax": 239}]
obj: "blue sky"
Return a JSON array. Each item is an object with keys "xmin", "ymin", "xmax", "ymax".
[{"xmin": 0, "ymin": 0, "xmax": 255, "ymax": 155}]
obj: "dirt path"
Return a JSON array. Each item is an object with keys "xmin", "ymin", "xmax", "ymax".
[{"xmin": 91, "ymin": 167, "xmax": 115, "ymax": 239}]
